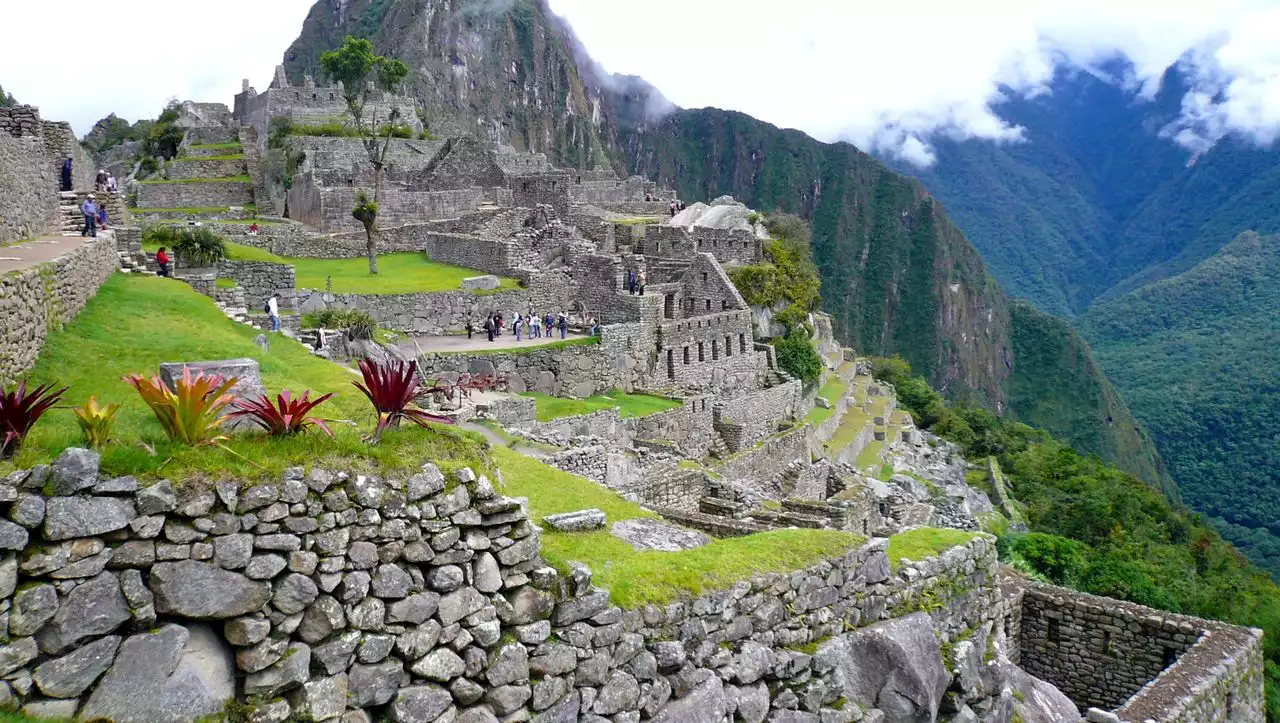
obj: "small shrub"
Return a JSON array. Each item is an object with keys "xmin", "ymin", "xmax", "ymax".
[
  {"xmin": 142, "ymin": 224, "xmax": 181, "ymax": 248},
  {"xmin": 124, "ymin": 368, "xmax": 238, "ymax": 445},
  {"xmin": 301, "ymin": 308, "xmax": 377, "ymax": 340},
  {"xmin": 0, "ymin": 381, "xmax": 67, "ymax": 458},
  {"xmin": 174, "ymin": 227, "xmax": 227, "ymax": 266},
  {"xmin": 773, "ymin": 329, "xmax": 823, "ymax": 385},
  {"xmin": 230, "ymin": 389, "xmax": 335, "ymax": 438},
  {"xmin": 73, "ymin": 395, "xmax": 121, "ymax": 448},
  {"xmin": 353, "ymin": 359, "xmax": 454, "ymax": 443},
  {"xmin": 352, "ymin": 191, "xmax": 378, "ymax": 228}
]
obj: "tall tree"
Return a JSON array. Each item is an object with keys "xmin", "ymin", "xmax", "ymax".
[{"xmin": 319, "ymin": 36, "xmax": 409, "ymax": 274}]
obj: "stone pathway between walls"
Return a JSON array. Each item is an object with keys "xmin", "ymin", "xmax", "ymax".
[
  {"xmin": 395, "ymin": 331, "xmax": 591, "ymax": 356},
  {"xmin": 0, "ymin": 235, "xmax": 97, "ymax": 274}
]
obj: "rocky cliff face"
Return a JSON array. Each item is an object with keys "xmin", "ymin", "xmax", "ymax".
[{"xmin": 282, "ymin": 0, "xmax": 1167, "ymax": 488}]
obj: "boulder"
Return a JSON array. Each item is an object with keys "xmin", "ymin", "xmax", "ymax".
[
  {"xmin": 649, "ymin": 674, "xmax": 727, "ymax": 723},
  {"xmin": 81, "ymin": 624, "xmax": 234, "ymax": 723},
  {"xmin": 461, "ymin": 275, "xmax": 501, "ymax": 291},
  {"xmin": 33, "ymin": 635, "xmax": 120, "ymax": 698},
  {"xmin": 49, "ymin": 447, "xmax": 100, "ymax": 495},
  {"xmin": 159, "ymin": 359, "xmax": 267, "ymax": 429},
  {"xmin": 542, "ymin": 509, "xmax": 606, "ymax": 532},
  {"xmin": 999, "ymin": 661, "xmax": 1080, "ymax": 723},
  {"xmin": 390, "ymin": 684, "xmax": 453, "ymax": 722},
  {"xmin": 37, "ymin": 572, "xmax": 131, "ymax": 654},
  {"xmin": 43, "ymin": 497, "xmax": 135, "ymax": 540},
  {"xmin": 151, "ymin": 560, "xmax": 271, "ymax": 619},
  {"xmin": 814, "ymin": 613, "xmax": 948, "ymax": 721}
]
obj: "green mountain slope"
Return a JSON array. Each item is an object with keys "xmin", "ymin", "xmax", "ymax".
[
  {"xmin": 1079, "ymin": 231, "xmax": 1280, "ymax": 574},
  {"xmin": 282, "ymin": 0, "xmax": 1168, "ymax": 490}
]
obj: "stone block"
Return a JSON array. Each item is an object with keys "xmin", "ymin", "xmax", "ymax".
[{"xmin": 461, "ymin": 275, "xmax": 500, "ymax": 291}]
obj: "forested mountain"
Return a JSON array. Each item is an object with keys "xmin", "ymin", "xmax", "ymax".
[
  {"xmin": 1080, "ymin": 231, "xmax": 1280, "ymax": 575},
  {"xmin": 283, "ymin": 0, "xmax": 1168, "ymax": 490}
]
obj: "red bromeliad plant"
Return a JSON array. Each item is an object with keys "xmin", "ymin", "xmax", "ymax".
[
  {"xmin": 0, "ymin": 381, "xmax": 67, "ymax": 458},
  {"xmin": 353, "ymin": 358, "xmax": 454, "ymax": 443},
  {"xmin": 230, "ymin": 390, "xmax": 335, "ymax": 438},
  {"xmin": 123, "ymin": 368, "xmax": 238, "ymax": 446}
]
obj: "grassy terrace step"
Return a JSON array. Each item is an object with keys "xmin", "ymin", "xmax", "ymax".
[
  {"xmin": 132, "ymin": 207, "xmax": 232, "ymax": 214},
  {"xmin": 520, "ymin": 390, "xmax": 682, "ymax": 422},
  {"xmin": 187, "ymin": 142, "xmax": 243, "ymax": 151},
  {"xmin": 137, "ymin": 175, "xmax": 252, "ymax": 184},
  {"xmin": 172, "ymin": 154, "xmax": 246, "ymax": 162},
  {"xmin": 223, "ymin": 243, "xmax": 521, "ymax": 295},
  {"xmin": 2, "ymin": 274, "xmax": 488, "ymax": 481},
  {"xmin": 805, "ymin": 374, "xmax": 850, "ymax": 425},
  {"xmin": 887, "ymin": 528, "xmax": 979, "ymax": 571},
  {"xmin": 492, "ymin": 447, "xmax": 865, "ymax": 607}
]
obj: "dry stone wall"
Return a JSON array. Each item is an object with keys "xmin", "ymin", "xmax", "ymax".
[
  {"xmin": 295, "ymin": 288, "xmax": 534, "ymax": 335},
  {"xmin": 0, "ymin": 106, "xmax": 92, "ymax": 243},
  {"xmin": 136, "ymin": 180, "xmax": 254, "ymax": 209},
  {"xmin": 0, "ymin": 235, "xmax": 118, "ymax": 382},
  {"xmin": 218, "ymin": 261, "xmax": 297, "ymax": 311}
]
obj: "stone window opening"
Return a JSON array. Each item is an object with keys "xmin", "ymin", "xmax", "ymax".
[
  {"xmin": 702, "ymin": 272, "xmax": 708, "ymax": 282},
  {"xmin": 739, "ymin": 334, "xmax": 747, "ymax": 354},
  {"xmin": 698, "ymin": 343, "xmax": 705, "ymax": 362},
  {"xmin": 1101, "ymin": 630, "xmax": 1113, "ymax": 656},
  {"xmin": 666, "ymin": 349, "xmax": 675, "ymax": 379},
  {"xmin": 1047, "ymin": 618, "xmax": 1061, "ymax": 644},
  {"xmin": 712, "ymin": 339, "xmax": 719, "ymax": 360},
  {"xmin": 721, "ymin": 300, "xmax": 729, "ymax": 310},
  {"xmin": 1162, "ymin": 647, "xmax": 1178, "ymax": 668},
  {"xmin": 664, "ymin": 293, "xmax": 675, "ymax": 319},
  {"xmin": 705, "ymin": 299, "xmax": 712, "ymax": 311},
  {"xmin": 683, "ymin": 347, "xmax": 690, "ymax": 365},
  {"xmin": 725, "ymin": 336, "xmax": 732, "ymax": 357}
]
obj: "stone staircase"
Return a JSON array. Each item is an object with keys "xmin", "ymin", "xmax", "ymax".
[
  {"xmin": 55, "ymin": 191, "xmax": 128, "ymax": 236},
  {"xmin": 707, "ymin": 431, "xmax": 730, "ymax": 460}
]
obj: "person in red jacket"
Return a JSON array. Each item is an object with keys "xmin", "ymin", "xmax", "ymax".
[{"xmin": 155, "ymin": 247, "xmax": 170, "ymax": 277}]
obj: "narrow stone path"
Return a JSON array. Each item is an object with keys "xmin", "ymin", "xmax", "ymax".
[{"xmin": 0, "ymin": 234, "xmax": 97, "ymax": 274}]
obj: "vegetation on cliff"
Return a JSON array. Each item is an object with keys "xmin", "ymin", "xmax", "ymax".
[{"xmin": 874, "ymin": 357, "xmax": 1280, "ymax": 718}]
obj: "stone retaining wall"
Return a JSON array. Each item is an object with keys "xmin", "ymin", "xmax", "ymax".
[
  {"xmin": 295, "ymin": 288, "xmax": 535, "ymax": 335},
  {"xmin": 0, "ymin": 234, "xmax": 118, "ymax": 382},
  {"xmin": 218, "ymin": 261, "xmax": 296, "ymax": 311},
  {"xmin": 136, "ymin": 180, "xmax": 254, "ymax": 209},
  {"xmin": 634, "ymin": 397, "xmax": 714, "ymax": 459},
  {"xmin": 167, "ymin": 158, "xmax": 246, "ymax": 180},
  {"xmin": 1007, "ymin": 580, "xmax": 1266, "ymax": 722},
  {"xmin": 0, "ymin": 106, "xmax": 92, "ymax": 243},
  {"xmin": 713, "ymin": 380, "xmax": 802, "ymax": 453},
  {"xmin": 717, "ymin": 426, "xmax": 810, "ymax": 499},
  {"xmin": 417, "ymin": 332, "xmax": 642, "ymax": 399}
]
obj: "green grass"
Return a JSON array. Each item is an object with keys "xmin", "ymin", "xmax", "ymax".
[
  {"xmin": 613, "ymin": 216, "xmax": 663, "ymax": 226},
  {"xmin": 520, "ymin": 390, "xmax": 682, "ymax": 422},
  {"xmin": 3, "ymin": 274, "xmax": 493, "ymax": 481},
  {"xmin": 172, "ymin": 154, "xmax": 246, "ymax": 162},
  {"xmin": 222, "ymin": 243, "xmax": 520, "ymax": 295},
  {"xmin": 214, "ymin": 278, "xmax": 239, "ymax": 290},
  {"xmin": 492, "ymin": 447, "xmax": 863, "ymax": 607},
  {"xmin": 132, "ymin": 207, "xmax": 231, "ymax": 214},
  {"xmin": 137, "ymin": 175, "xmax": 252, "ymax": 185},
  {"xmin": 188, "ymin": 142, "xmax": 243, "ymax": 151},
  {"xmin": 805, "ymin": 375, "xmax": 849, "ymax": 425},
  {"xmin": 886, "ymin": 528, "xmax": 978, "ymax": 570}
]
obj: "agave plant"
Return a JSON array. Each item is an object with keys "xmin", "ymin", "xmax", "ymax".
[
  {"xmin": 230, "ymin": 389, "xmax": 335, "ymax": 438},
  {"xmin": 123, "ymin": 368, "xmax": 238, "ymax": 445},
  {"xmin": 73, "ymin": 395, "xmax": 122, "ymax": 449},
  {"xmin": 0, "ymin": 381, "xmax": 67, "ymax": 458},
  {"xmin": 353, "ymin": 358, "xmax": 454, "ymax": 443}
]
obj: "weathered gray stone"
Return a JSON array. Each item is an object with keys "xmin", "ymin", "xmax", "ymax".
[
  {"xmin": 10, "ymin": 584, "xmax": 57, "ymax": 637},
  {"xmin": 246, "ymin": 553, "xmax": 288, "ymax": 579},
  {"xmin": 136, "ymin": 481, "xmax": 177, "ymax": 515},
  {"xmin": 151, "ymin": 561, "xmax": 271, "ymax": 619},
  {"xmin": 411, "ymin": 647, "xmax": 466, "ymax": 681},
  {"xmin": 0, "ymin": 554, "xmax": 16, "ymax": 598},
  {"xmin": 371, "ymin": 563, "xmax": 412, "ymax": 598},
  {"xmin": 82, "ymin": 624, "xmax": 235, "ymax": 723},
  {"xmin": 49, "ymin": 447, "xmax": 99, "ymax": 495},
  {"xmin": 244, "ymin": 642, "xmax": 310, "ymax": 698},
  {"xmin": 553, "ymin": 589, "xmax": 610, "ymax": 626},
  {"xmin": 1000, "ymin": 661, "xmax": 1081, "ymax": 723},
  {"xmin": 736, "ymin": 681, "xmax": 770, "ymax": 723},
  {"xmin": 593, "ymin": 670, "xmax": 640, "ymax": 715},
  {"xmin": 236, "ymin": 638, "xmax": 287, "ymax": 674},
  {"xmin": 543, "ymin": 509, "xmax": 606, "ymax": 532},
  {"xmin": 390, "ymin": 684, "xmax": 453, "ymax": 722},
  {"xmin": 427, "ymin": 564, "xmax": 466, "ymax": 592},
  {"xmin": 486, "ymin": 683, "xmax": 532, "ymax": 715},
  {"xmin": 10, "ymin": 494, "xmax": 44, "ymax": 528},
  {"xmin": 461, "ymin": 275, "xmax": 500, "ymax": 291},
  {"xmin": 43, "ymin": 497, "xmax": 135, "ymax": 540},
  {"xmin": 348, "ymin": 597, "xmax": 385, "ymax": 630},
  {"xmin": 438, "ymin": 587, "xmax": 487, "ymax": 625},
  {"xmin": 273, "ymin": 573, "xmax": 319, "ymax": 615},
  {"xmin": 37, "ymin": 572, "xmax": 130, "ymax": 654},
  {"xmin": 32, "ymin": 635, "xmax": 119, "ymax": 698},
  {"xmin": 0, "ymin": 518, "xmax": 30, "ymax": 550},
  {"xmin": 388, "ymin": 592, "xmax": 439, "ymax": 625},
  {"xmin": 224, "ymin": 616, "xmax": 271, "ymax": 646},
  {"xmin": 0, "ymin": 637, "xmax": 38, "ymax": 676},
  {"xmin": 347, "ymin": 659, "xmax": 403, "ymax": 708},
  {"xmin": 650, "ymin": 674, "xmax": 727, "ymax": 723},
  {"xmin": 816, "ymin": 613, "xmax": 948, "ymax": 721},
  {"xmin": 313, "ymin": 631, "xmax": 361, "ymax": 676},
  {"xmin": 474, "ymin": 552, "xmax": 502, "ymax": 593},
  {"xmin": 299, "ymin": 595, "xmax": 346, "ymax": 644},
  {"xmin": 214, "ymin": 533, "xmax": 254, "ymax": 570},
  {"xmin": 94, "ymin": 475, "xmax": 140, "ymax": 494},
  {"xmin": 289, "ymin": 673, "xmax": 347, "ymax": 722},
  {"xmin": 486, "ymin": 643, "xmax": 529, "ymax": 687}
]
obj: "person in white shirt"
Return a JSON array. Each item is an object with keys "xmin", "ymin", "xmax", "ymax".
[{"xmin": 267, "ymin": 294, "xmax": 280, "ymax": 332}]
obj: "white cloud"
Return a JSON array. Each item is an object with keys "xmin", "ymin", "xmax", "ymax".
[
  {"xmin": 549, "ymin": 0, "xmax": 1280, "ymax": 164},
  {"xmin": 1, "ymin": 0, "xmax": 315, "ymax": 134}
]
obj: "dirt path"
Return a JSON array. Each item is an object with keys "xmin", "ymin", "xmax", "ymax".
[{"xmin": 0, "ymin": 235, "xmax": 94, "ymax": 275}]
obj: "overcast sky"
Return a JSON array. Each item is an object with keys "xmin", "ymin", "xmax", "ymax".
[{"xmin": 5, "ymin": 0, "xmax": 1280, "ymax": 165}]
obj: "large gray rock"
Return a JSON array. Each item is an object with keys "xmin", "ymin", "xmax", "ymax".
[
  {"xmin": 348, "ymin": 659, "xmax": 404, "ymax": 708},
  {"xmin": 244, "ymin": 642, "xmax": 310, "ymax": 698},
  {"xmin": 33, "ymin": 634, "xmax": 120, "ymax": 698},
  {"xmin": 390, "ymin": 684, "xmax": 453, "ymax": 722},
  {"xmin": 0, "ymin": 519, "xmax": 27, "ymax": 550},
  {"xmin": 10, "ymin": 583, "xmax": 57, "ymax": 637},
  {"xmin": 999, "ymin": 661, "xmax": 1080, "ymax": 723},
  {"xmin": 543, "ymin": 509, "xmax": 606, "ymax": 532},
  {"xmin": 37, "ymin": 572, "xmax": 131, "ymax": 654},
  {"xmin": 290, "ymin": 674, "xmax": 348, "ymax": 721},
  {"xmin": 152, "ymin": 560, "xmax": 271, "ymax": 619},
  {"xmin": 159, "ymin": 358, "xmax": 266, "ymax": 402},
  {"xmin": 43, "ymin": 497, "xmax": 136, "ymax": 540},
  {"xmin": 82, "ymin": 624, "xmax": 234, "ymax": 723},
  {"xmin": 49, "ymin": 447, "xmax": 100, "ymax": 495},
  {"xmin": 461, "ymin": 275, "xmax": 500, "ymax": 291},
  {"xmin": 815, "ymin": 613, "xmax": 948, "ymax": 721},
  {"xmin": 649, "ymin": 674, "xmax": 727, "ymax": 723}
]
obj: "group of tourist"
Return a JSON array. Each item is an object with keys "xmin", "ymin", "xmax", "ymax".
[
  {"xmin": 668, "ymin": 199, "xmax": 686, "ymax": 216},
  {"xmin": 95, "ymin": 169, "xmax": 117, "ymax": 193},
  {"xmin": 626, "ymin": 269, "xmax": 647, "ymax": 295},
  {"xmin": 79, "ymin": 195, "xmax": 109, "ymax": 237},
  {"xmin": 470, "ymin": 311, "xmax": 572, "ymax": 343}
]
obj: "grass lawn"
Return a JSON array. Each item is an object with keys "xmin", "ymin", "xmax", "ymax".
[
  {"xmin": 491, "ymin": 447, "xmax": 864, "ymax": 607},
  {"xmin": 187, "ymin": 142, "xmax": 242, "ymax": 151},
  {"xmin": 137, "ymin": 175, "xmax": 253, "ymax": 184},
  {"xmin": 805, "ymin": 375, "xmax": 849, "ymax": 425},
  {"xmin": 222, "ymin": 243, "xmax": 520, "ymax": 295},
  {"xmin": 214, "ymin": 278, "xmax": 239, "ymax": 290},
  {"xmin": 520, "ymin": 390, "xmax": 682, "ymax": 422},
  {"xmin": 172, "ymin": 154, "xmax": 246, "ymax": 162},
  {"xmin": 887, "ymin": 528, "xmax": 978, "ymax": 570},
  {"xmin": 3, "ymin": 274, "xmax": 493, "ymax": 481},
  {"xmin": 132, "ymin": 207, "xmax": 231, "ymax": 215},
  {"xmin": 612, "ymin": 216, "xmax": 664, "ymax": 226}
]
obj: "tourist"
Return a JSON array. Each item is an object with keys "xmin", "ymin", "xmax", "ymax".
[
  {"xmin": 60, "ymin": 158, "xmax": 72, "ymax": 192},
  {"xmin": 95, "ymin": 169, "xmax": 107, "ymax": 192},
  {"xmin": 483, "ymin": 314, "xmax": 495, "ymax": 342},
  {"xmin": 248, "ymin": 222, "xmax": 260, "ymax": 235},
  {"xmin": 627, "ymin": 269, "xmax": 636, "ymax": 295},
  {"xmin": 557, "ymin": 312, "xmax": 568, "ymax": 339},
  {"xmin": 495, "ymin": 313, "xmax": 504, "ymax": 336},
  {"xmin": 638, "ymin": 270, "xmax": 647, "ymax": 296},
  {"xmin": 514, "ymin": 313, "xmax": 523, "ymax": 341},
  {"xmin": 107, "ymin": 174, "xmax": 118, "ymax": 193},
  {"xmin": 531, "ymin": 313, "xmax": 541, "ymax": 338},
  {"xmin": 544, "ymin": 313, "xmax": 554, "ymax": 336},
  {"xmin": 670, "ymin": 201, "xmax": 677, "ymax": 217},
  {"xmin": 80, "ymin": 196, "xmax": 97, "ymax": 238},
  {"xmin": 97, "ymin": 203, "xmax": 108, "ymax": 231},
  {"xmin": 465, "ymin": 318, "xmax": 474, "ymax": 340},
  {"xmin": 267, "ymin": 294, "xmax": 281, "ymax": 332},
  {"xmin": 155, "ymin": 247, "xmax": 170, "ymax": 277}
]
